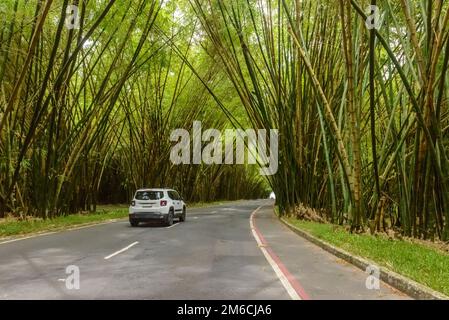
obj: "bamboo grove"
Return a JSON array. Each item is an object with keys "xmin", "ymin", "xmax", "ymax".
[
  {"xmin": 1, "ymin": 0, "xmax": 449, "ymax": 241},
  {"xmin": 191, "ymin": 0, "xmax": 449, "ymax": 240},
  {"xmin": 0, "ymin": 0, "xmax": 267, "ymax": 219}
]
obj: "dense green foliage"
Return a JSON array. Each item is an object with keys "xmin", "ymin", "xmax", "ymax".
[
  {"xmin": 190, "ymin": 0, "xmax": 449, "ymax": 240},
  {"xmin": 1, "ymin": 0, "xmax": 449, "ymax": 242},
  {"xmin": 0, "ymin": 0, "xmax": 267, "ymax": 219}
]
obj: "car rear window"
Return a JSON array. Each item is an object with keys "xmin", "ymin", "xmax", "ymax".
[{"xmin": 135, "ymin": 191, "xmax": 164, "ymax": 200}]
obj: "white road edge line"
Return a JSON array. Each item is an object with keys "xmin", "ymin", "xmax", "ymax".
[
  {"xmin": 104, "ymin": 241, "xmax": 139, "ymax": 260},
  {"xmin": 250, "ymin": 207, "xmax": 302, "ymax": 301}
]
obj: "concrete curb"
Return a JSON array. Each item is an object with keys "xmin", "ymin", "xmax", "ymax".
[{"xmin": 280, "ymin": 217, "xmax": 449, "ymax": 300}]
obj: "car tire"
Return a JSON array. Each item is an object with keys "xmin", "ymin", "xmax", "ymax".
[
  {"xmin": 130, "ymin": 220, "xmax": 139, "ymax": 227},
  {"xmin": 180, "ymin": 207, "xmax": 186, "ymax": 222},
  {"xmin": 166, "ymin": 209, "xmax": 174, "ymax": 226}
]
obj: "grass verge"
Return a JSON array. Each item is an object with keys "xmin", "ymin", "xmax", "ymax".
[
  {"xmin": 0, "ymin": 209, "xmax": 129, "ymax": 239},
  {"xmin": 188, "ymin": 200, "xmax": 236, "ymax": 208},
  {"xmin": 285, "ymin": 217, "xmax": 449, "ymax": 296}
]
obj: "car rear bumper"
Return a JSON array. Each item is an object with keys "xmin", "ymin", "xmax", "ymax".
[{"xmin": 129, "ymin": 212, "xmax": 167, "ymax": 221}]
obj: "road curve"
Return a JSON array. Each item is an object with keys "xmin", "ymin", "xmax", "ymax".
[{"xmin": 0, "ymin": 200, "xmax": 409, "ymax": 300}]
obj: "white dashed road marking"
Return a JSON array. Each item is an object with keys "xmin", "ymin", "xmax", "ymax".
[{"xmin": 104, "ymin": 241, "xmax": 139, "ymax": 260}]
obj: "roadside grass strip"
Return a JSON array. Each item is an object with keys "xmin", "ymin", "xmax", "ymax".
[{"xmin": 286, "ymin": 218, "xmax": 449, "ymax": 297}]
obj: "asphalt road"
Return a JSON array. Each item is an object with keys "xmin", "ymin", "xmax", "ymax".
[{"xmin": 0, "ymin": 200, "xmax": 409, "ymax": 300}]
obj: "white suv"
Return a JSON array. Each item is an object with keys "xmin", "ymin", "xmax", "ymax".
[{"xmin": 129, "ymin": 189, "xmax": 186, "ymax": 227}]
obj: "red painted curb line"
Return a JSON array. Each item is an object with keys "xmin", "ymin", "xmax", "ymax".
[{"xmin": 251, "ymin": 207, "xmax": 311, "ymax": 300}]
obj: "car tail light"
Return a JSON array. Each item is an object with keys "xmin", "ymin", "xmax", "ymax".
[
  {"xmin": 160, "ymin": 200, "xmax": 167, "ymax": 207},
  {"xmin": 131, "ymin": 201, "xmax": 136, "ymax": 206}
]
